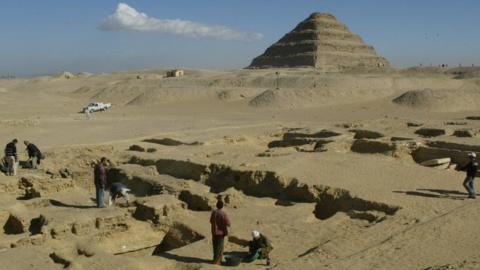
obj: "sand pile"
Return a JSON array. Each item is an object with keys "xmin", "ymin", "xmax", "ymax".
[
  {"xmin": 249, "ymin": 12, "xmax": 389, "ymax": 71},
  {"xmin": 91, "ymin": 84, "xmax": 157, "ymax": 104},
  {"xmin": 249, "ymin": 87, "xmax": 390, "ymax": 108},
  {"xmin": 447, "ymin": 67, "xmax": 480, "ymax": 79},
  {"xmin": 249, "ymin": 75, "xmax": 400, "ymax": 108},
  {"xmin": 125, "ymin": 87, "xmax": 217, "ymax": 106},
  {"xmin": 55, "ymin": 71, "xmax": 75, "ymax": 79},
  {"xmin": 63, "ymin": 66, "xmax": 475, "ymax": 110},
  {"xmin": 393, "ymin": 88, "xmax": 480, "ymax": 112}
]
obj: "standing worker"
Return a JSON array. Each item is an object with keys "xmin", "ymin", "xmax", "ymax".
[
  {"xmin": 210, "ymin": 200, "xmax": 230, "ymax": 265},
  {"xmin": 459, "ymin": 152, "xmax": 478, "ymax": 199},
  {"xmin": 24, "ymin": 141, "xmax": 43, "ymax": 169},
  {"xmin": 4, "ymin": 139, "xmax": 18, "ymax": 176},
  {"xmin": 94, "ymin": 157, "xmax": 108, "ymax": 208}
]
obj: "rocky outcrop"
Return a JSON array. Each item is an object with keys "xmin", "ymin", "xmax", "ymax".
[{"xmin": 248, "ymin": 12, "xmax": 389, "ymax": 71}]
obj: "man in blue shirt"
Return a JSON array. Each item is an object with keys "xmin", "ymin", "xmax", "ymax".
[{"xmin": 460, "ymin": 152, "xmax": 478, "ymax": 199}]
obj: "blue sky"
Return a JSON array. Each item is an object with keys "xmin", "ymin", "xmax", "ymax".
[{"xmin": 1, "ymin": 0, "xmax": 479, "ymax": 77}]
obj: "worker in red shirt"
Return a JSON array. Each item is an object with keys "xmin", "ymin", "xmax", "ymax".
[{"xmin": 210, "ymin": 200, "xmax": 230, "ymax": 264}]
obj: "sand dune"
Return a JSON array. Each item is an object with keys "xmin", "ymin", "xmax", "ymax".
[{"xmin": 393, "ymin": 87, "xmax": 480, "ymax": 112}]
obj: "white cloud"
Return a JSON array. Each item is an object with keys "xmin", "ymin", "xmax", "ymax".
[{"xmin": 98, "ymin": 3, "xmax": 263, "ymax": 41}]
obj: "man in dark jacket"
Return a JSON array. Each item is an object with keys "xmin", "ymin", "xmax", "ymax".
[
  {"xmin": 24, "ymin": 141, "xmax": 42, "ymax": 169},
  {"xmin": 210, "ymin": 200, "xmax": 230, "ymax": 265},
  {"xmin": 245, "ymin": 230, "xmax": 273, "ymax": 265},
  {"xmin": 460, "ymin": 152, "xmax": 478, "ymax": 199},
  {"xmin": 108, "ymin": 182, "xmax": 131, "ymax": 207},
  {"xmin": 94, "ymin": 157, "xmax": 108, "ymax": 208},
  {"xmin": 4, "ymin": 139, "xmax": 18, "ymax": 176}
]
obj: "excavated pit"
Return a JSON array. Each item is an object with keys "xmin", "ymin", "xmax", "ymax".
[
  {"xmin": 350, "ymin": 129, "xmax": 384, "ymax": 140},
  {"xmin": 268, "ymin": 129, "xmax": 340, "ymax": 149},
  {"xmin": 425, "ymin": 141, "xmax": 480, "ymax": 153},
  {"xmin": 143, "ymin": 138, "xmax": 201, "ymax": 146},
  {"xmin": 268, "ymin": 138, "xmax": 319, "ymax": 148},
  {"xmin": 414, "ymin": 128, "xmax": 447, "ymax": 138},
  {"xmin": 28, "ymin": 215, "xmax": 46, "ymax": 235},
  {"xmin": 282, "ymin": 130, "xmax": 342, "ymax": 140},
  {"xmin": 3, "ymin": 215, "xmax": 26, "ymax": 235},
  {"xmin": 107, "ymin": 170, "xmax": 165, "ymax": 197},
  {"xmin": 2, "ymin": 213, "xmax": 46, "ymax": 236},
  {"xmin": 351, "ymin": 139, "xmax": 395, "ymax": 154},
  {"xmin": 127, "ymin": 156, "xmax": 400, "ymax": 221},
  {"xmin": 152, "ymin": 223, "xmax": 204, "ymax": 254},
  {"xmin": 178, "ymin": 190, "xmax": 213, "ymax": 211}
]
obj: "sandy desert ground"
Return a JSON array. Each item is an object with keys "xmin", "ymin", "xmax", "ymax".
[{"xmin": 1, "ymin": 67, "xmax": 480, "ymax": 270}]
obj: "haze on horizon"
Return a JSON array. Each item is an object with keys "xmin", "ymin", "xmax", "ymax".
[{"xmin": 1, "ymin": 0, "xmax": 479, "ymax": 77}]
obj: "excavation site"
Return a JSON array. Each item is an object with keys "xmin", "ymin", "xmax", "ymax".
[{"xmin": 1, "ymin": 6, "xmax": 480, "ymax": 270}]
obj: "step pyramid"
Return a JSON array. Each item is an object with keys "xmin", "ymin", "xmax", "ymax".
[{"xmin": 248, "ymin": 12, "xmax": 390, "ymax": 70}]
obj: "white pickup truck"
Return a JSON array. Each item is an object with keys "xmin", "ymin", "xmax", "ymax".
[{"xmin": 82, "ymin": 102, "xmax": 112, "ymax": 113}]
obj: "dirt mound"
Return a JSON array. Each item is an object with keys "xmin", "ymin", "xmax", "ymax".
[
  {"xmin": 216, "ymin": 88, "xmax": 260, "ymax": 101},
  {"xmin": 392, "ymin": 88, "xmax": 480, "ymax": 112},
  {"xmin": 249, "ymin": 86, "xmax": 393, "ymax": 109},
  {"xmin": 126, "ymin": 88, "xmax": 217, "ymax": 106},
  {"xmin": 55, "ymin": 71, "xmax": 75, "ymax": 79},
  {"xmin": 447, "ymin": 67, "xmax": 480, "ymax": 79},
  {"xmin": 91, "ymin": 84, "xmax": 156, "ymax": 105}
]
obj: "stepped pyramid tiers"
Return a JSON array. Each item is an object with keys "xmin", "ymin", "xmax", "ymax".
[{"xmin": 249, "ymin": 12, "xmax": 390, "ymax": 70}]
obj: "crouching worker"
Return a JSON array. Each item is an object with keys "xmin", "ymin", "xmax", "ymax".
[
  {"xmin": 244, "ymin": 230, "xmax": 273, "ymax": 266},
  {"xmin": 24, "ymin": 141, "xmax": 43, "ymax": 169},
  {"xmin": 108, "ymin": 182, "xmax": 131, "ymax": 207}
]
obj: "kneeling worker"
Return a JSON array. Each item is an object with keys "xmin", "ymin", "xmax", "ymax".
[
  {"xmin": 108, "ymin": 182, "xmax": 131, "ymax": 206},
  {"xmin": 245, "ymin": 230, "xmax": 273, "ymax": 266}
]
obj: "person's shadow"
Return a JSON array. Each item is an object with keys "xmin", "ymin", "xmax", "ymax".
[
  {"xmin": 49, "ymin": 199, "xmax": 97, "ymax": 209},
  {"xmin": 153, "ymin": 251, "xmax": 211, "ymax": 264},
  {"xmin": 224, "ymin": 251, "xmax": 249, "ymax": 258},
  {"xmin": 393, "ymin": 188, "xmax": 472, "ymax": 200},
  {"xmin": 418, "ymin": 188, "xmax": 473, "ymax": 196}
]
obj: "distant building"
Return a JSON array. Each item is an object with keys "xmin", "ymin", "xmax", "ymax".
[{"xmin": 166, "ymin": 69, "xmax": 184, "ymax": 78}]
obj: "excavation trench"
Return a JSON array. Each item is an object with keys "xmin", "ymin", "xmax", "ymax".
[
  {"xmin": 268, "ymin": 129, "xmax": 340, "ymax": 149},
  {"xmin": 412, "ymin": 141, "xmax": 480, "ymax": 167},
  {"xmin": 127, "ymin": 156, "xmax": 400, "ymax": 220},
  {"xmin": 110, "ymin": 222, "xmax": 205, "ymax": 256}
]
